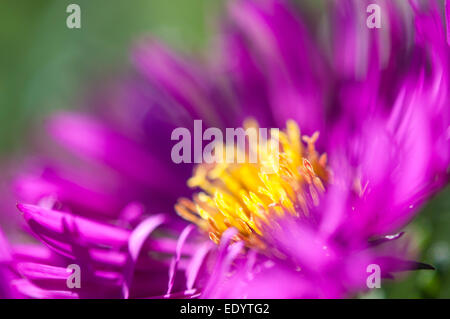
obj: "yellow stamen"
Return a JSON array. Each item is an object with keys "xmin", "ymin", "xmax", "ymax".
[{"xmin": 175, "ymin": 120, "xmax": 330, "ymax": 249}]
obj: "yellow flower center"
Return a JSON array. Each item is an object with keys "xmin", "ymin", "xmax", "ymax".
[{"xmin": 175, "ymin": 119, "xmax": 330, "ymax": 250}]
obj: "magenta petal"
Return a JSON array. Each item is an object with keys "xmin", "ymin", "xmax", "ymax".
[
  {"xmin": 0, "ymin": 228, "xmax": 11, "ymax": 263},
  {"xmin": 48, "ymin": 112, "xmax": 183, "ymax": 194},
  {"xmin": 12, "ymin": 279, "xmax": 78, "ymax": 299},
  {"xmin": 185, "ymin": 242, "xmax": 212, "ymax": 292},
  {"xmin": 166, "ymin": 224, "xmax": 194, "ymax": 297},
  {"xmin": 14, "ymin": 173, "xmax": 124, "ymax": 218},
  {"xmin": 132, "ymin": 40, "xmax": 225, "ymax": 127},
  {"xmin": 122, "ymin": 214, "xmax": 166, "ymax": 299},
  {"xmin": 17, "ymin": 203, "xmax": 130, "ymax": 247},
  {"xmin": 16, "ymin": 262, "xmax": 68, "ymax": 282},
  {"xmin": 128, "ymin": 215, "xmax": 166, "ymax": 261}
]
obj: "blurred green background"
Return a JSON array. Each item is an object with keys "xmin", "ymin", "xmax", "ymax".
[
  {"xmin": 0, "ymin": 0, "xmax": 449, "ymax": 298},
  {"xmin": 0, "ymin": 0, "xmax": 223, "ymax": 157}
]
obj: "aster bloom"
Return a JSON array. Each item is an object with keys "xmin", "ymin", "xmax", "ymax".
[
  {"xmin": 181, "ymin": 0, "xmax": 449, "ymax": 298},
  {"xmin": 0, "ymin": 0, "xmax": 449, "ymax": 299},
  {"xmin": 178, "ymin": 0, "xmax": 449, "ymax": 298}
]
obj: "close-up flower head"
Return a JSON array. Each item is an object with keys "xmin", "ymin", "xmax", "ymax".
[{"xmin": 0, "ymin": 0, "xmax": 449, "ymax": 304}]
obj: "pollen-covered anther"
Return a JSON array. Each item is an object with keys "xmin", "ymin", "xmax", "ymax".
[{"xmin": 175, "ymin": 120, "xmax": 330, "ymax": 249}]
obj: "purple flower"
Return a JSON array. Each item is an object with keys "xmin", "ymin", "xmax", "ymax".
[{"xmin": 1, "ymin": 0, "xmax": 449, "ymax": 299}]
